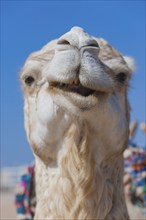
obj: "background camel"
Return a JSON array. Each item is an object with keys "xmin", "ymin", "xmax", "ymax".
[{"xmin": 20, "ymin": 27, "xmax": 135, "ymax": 220}]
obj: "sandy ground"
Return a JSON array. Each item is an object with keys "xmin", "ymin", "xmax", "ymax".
[
  {"xmin": 0, "ymin": 191, "xmax": 16, "ymax": 220},
  {"xmin": 0, "ymin": 190, "xmax": 145, "ymax": 220},
  {"xmin": 126, "ymin": 198, "xmax": 145, "ymax": 220}
]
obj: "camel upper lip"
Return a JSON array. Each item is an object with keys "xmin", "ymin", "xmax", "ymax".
[{"xmin": 49, "ymin": 81, "xmax": 95, "ymax": 97}]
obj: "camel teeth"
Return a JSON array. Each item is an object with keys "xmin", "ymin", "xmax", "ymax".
[
  {"xmin": 59, "ymin": 83, "xmax": 64, "ymax": 87},
  {"xmin": 74, "ymin": 78, "xmax": 80, "ymax": 85}
]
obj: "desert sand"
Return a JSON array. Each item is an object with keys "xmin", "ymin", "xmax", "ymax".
[{"xmin": 1, "ymin": 191, "xmax": 16, "ymax": 220}]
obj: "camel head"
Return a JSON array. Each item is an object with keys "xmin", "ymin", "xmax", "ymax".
[{"xmin": 20, "ymin": 26, "xmax": 134, "ymax": 165}]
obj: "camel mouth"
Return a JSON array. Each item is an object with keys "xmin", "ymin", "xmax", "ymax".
[{"xmin": 49, "ymin": 82, "xmax": 95, "ymax": 97}]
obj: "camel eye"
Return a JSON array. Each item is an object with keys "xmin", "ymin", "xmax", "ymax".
[
  {"xmin": 25, "ymin": 76, "xmax": 35, "ymax": 85},
  {"xmin": 116, "ymin": 72, "xmax": 127, "ymax": 83}
]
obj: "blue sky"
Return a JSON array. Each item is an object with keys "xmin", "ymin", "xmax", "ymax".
[{"xmin": 1, "ymin": 1, "xmax": 145, "ymax": 167}]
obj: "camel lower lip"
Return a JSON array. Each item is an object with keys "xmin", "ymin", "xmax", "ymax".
[{"xmin": 49, "ymin": 82, "xmax": 94, "ymax": 97}]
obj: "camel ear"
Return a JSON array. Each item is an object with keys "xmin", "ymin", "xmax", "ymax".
[{"xmin": 123, "ymin": 56, "xmax": 136, "ymax": 73}]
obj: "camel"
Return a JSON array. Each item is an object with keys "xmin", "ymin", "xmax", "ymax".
[{"xmin": 20, "ymin": 27, "xmax": 134, "ymax": 220}]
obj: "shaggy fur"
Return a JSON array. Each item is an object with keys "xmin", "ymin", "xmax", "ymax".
[
  {"xmin": 35, "ymin": 122, "xmax": 129, "ymax": 220},
  {"xmin": 20, "ymin": 27, "xmax": 134, "ymax": 219}
]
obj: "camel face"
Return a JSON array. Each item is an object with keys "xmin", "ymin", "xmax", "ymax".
[
  {"xmin": 20, "ymin": 26, "xmax": 133, "ymax": 164},
  {"xmin": 45, "ymin": 26, "xmax": 115, "ymax": 111},
  {"xmin": 43, "ymin": 27, "xmax": 132, "ymax": 111},
  {"xmin": 21, "ymin": 27, "xmax": 132, "ymax": 110}
]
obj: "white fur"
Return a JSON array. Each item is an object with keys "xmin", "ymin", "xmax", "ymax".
[{"xmin": 21, "ymin": 27, "xmax": 132, "ymax": 219}]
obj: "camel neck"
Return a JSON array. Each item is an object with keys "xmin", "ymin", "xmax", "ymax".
[{"xmin": 34, "ymin": 122, "xmax": 129, "ymax": 219}]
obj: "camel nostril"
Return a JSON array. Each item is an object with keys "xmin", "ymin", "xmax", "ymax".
[
  {"xmin": 79, "ymin": 40, "xmax": 99, "ymax": 50},
  {"xmin": 84, "ymin": 39, "xmax": 99, "ymax": 48},
  {"xmin": 57, "ymin": 39, "xmax": 71, "ymax": 45},
  {"xmin": 88, "ymin": 42, "xmax": 99, "ymax": 48}
]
